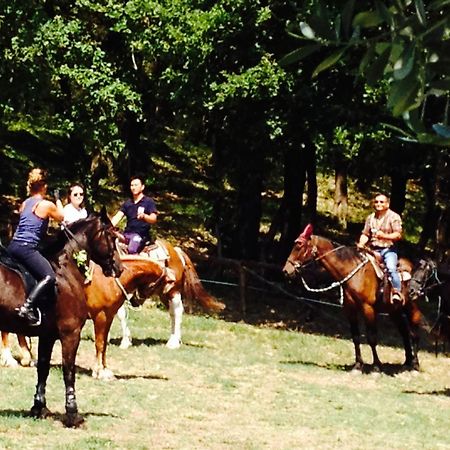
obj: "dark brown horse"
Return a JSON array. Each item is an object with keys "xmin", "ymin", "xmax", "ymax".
[
  {"xmin": 409, "ymin": 258, "xmax": 450, "ymax": 343},
  {"xmin": 0, "ymin": 212, "xmax": 122, "ymax": 426},
  {"xmin": 283, "ymin": 224, "xmax": 422, "ymax": 372}
]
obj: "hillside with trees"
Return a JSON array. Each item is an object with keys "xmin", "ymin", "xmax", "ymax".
[{"xmin": 1, "ymin": 0, "xmax": 450, "ymax": 263}]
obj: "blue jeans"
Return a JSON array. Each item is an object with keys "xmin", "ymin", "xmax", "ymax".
[
  {"xmin": 7, "ymin": 240, "xmax": 56, "ymax": 282},
  {"xmin": 376, "ymin": 247, "xmax": 401, "ymax": 290},
  {"xmin": 124, "ymin": 232, "xmax": 144, "ymax": 254}
]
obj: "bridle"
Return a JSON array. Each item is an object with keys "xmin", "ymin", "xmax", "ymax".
[
  {"xmin": 287, "ymin": 237, "xmax": 369, "ymax": 304},
  {"xmin": 62, "ymin": 218, "xmax": 116, "ymax": 275}
]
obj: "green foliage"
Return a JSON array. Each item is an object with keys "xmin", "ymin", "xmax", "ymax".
[{"xmin": 282, "ymin": 0, "xmax": 450, "ymax": 141}]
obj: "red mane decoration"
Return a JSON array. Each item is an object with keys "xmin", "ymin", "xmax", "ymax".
[{"xmin": 295, "ymin": 223, "xmax": 313, "ymax": 243}]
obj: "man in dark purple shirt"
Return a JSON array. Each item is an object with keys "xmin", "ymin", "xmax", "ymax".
[{"xmin": 111, "ymin": 175, "xmax": 157, "ymax": 254}]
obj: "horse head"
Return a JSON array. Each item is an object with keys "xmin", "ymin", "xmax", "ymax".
[
  {"xmin": 67, "ymin": 211, "xmax": 123, "ymax": 278},
  {"xmin": 408, "ymin": 258, "xmax": 437, "ymax": 301},
  {"xmin": 282, "ymin": 224, "xmax": 316, "ymax": 278}
]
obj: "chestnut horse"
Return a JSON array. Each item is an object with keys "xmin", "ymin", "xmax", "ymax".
[
  {"xmin": 0, "ymin": 212, "xmax": 122, "ymax": 426},
  {"xmin": 283, "ymin": 224, "xmax": 422, "ymax": 372},
  {"xmin": 114, "ymin": 240, "xmax": 225, "ymax": 351}
]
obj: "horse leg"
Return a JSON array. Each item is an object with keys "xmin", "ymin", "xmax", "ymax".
[
  {"xmin": 17, "ymin": 334, "xmax": 35, "ymax": 367},
  {"xmin": 362, "ymin": 304, "xmax": 382, "ymax": 371},
  {"xmin": 1, "ymin": 332, "xmax": 18, "ymax": 367},
  {"xmin": 117, "ymin": 304, "xmax": 132, "ymax": 349},
  {"xmin": 166, "ymin": 292, "xmax": 184, "ymax": 349},
  {"xmin": 344, "ymin": 302, "xmax": 364, "ymax": 371},
  {"xmin": 61, "ymin": 331, "xmax": 84, "ymax": 427},
  {"xmin": 390, "ymin": 308, "xmax": 420, "ymax": 370},
  {"xmin": 92, "ymin": 310, "xmax": 116, "ymax": 380},
  {"xmin": 30, "ymin": 335, "xmax": 56, "ymax": 419}
]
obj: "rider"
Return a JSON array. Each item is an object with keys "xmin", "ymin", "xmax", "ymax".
[
  {"xmin": 111, "ymin": 175, "xmax": 158, "ymax": 254},
  {"xmin": 7, "ymin": 168, "xmax": 64, "ymax": 325},
  {"xmin": 357, "ymin": 193, "xmax": 403, "ymax": 303},
  {"xmin": 61, "ymin": 182, "xmax": 88, "ymax": 224}
]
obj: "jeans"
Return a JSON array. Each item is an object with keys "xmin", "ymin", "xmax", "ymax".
[
  {"xmin": 376, "ymin": 247, "xmax": 401, "ymax": 290},
  {"xmin": 7, "ymin": 240, "xmax": 56, "ymax": 282},
  {"xmin": 124, "ymin": 232, "xmax": 144, "ymax": 254}
]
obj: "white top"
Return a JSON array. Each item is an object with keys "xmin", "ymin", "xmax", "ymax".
[{"xmin": 63, "ymin": 203, "xmax": 88, "ymax": 224}]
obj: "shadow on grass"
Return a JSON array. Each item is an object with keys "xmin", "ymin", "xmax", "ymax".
[
  {"xmin": 109, "ymin": 337, "xmax": 208, "ymax": 349},
  {"xmin": 403, "ymin": 388, "xmax": 450, "ymax": 397},
  {"xmin": 109, "ymin": 337, "xmax": 167, "ymax": 347},
  {"xmin": 0, "ymin": 408, "xmax": 121, "ymax": 425},
  {"xmin": 281, "ymin": 359, "xmax": 417, "ymax": 376},
  {"xmin": 48, "ymin": 364, "xmax": 169, "ymax": 381}
]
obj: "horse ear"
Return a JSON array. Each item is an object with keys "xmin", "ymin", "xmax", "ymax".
[
  {"xmin": 296, "ymin": 223, "xmax": 314, "ymax": 242},
  {"xmin": 100, "ymin": 206, "xmax": 109, "ymax": 223}
]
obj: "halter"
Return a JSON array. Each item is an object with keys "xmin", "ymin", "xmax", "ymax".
[
  {"xmin": 114, "ymin": 264, "xmax": 167, "ymax": 302},
  {"xmin": 62, "ymin": 218, "xmax": 115, "ymax": 274},
  {"xmin": 290, "ymin": 239, "xmax": 369, "ymax": 304}
]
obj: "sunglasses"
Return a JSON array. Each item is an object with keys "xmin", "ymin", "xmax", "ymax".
[
  {"xmin": 72, "ymin": 193, "xmax": 84, "ymax": 197},
  {"xmin": 374, "ymin": 200, "xmax": 385, "ymax": 204}
]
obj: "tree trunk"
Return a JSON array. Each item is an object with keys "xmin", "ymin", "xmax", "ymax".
[
  {"xmin": 277, "ymin": 146, "xmax": 307, "ymax": 261},
  {"xmin": 333, "ymin": 156, "xmax": 348, "ymax": 229}
]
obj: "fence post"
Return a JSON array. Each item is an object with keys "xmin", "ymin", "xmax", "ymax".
[{"xmin": 239, "ymin": 263, "xmax": 247, "ymax": 318}]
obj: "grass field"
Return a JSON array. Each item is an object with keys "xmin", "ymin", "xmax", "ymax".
[{"xmin": 1, "ymin": 301, "xmax": 450, "ymax": 450}]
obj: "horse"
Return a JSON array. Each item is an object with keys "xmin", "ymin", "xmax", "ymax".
[
  {"xmin": 283, "ymin": 224, "xmax": 422, "ymax": 372},
  {"xmin": 409, "ymin": 258, "xmax": 450, "ymax": 343},
  {"xmin": 0, "ymin": 212, "xmax": 122, "ymax": 427},
  {"xmin": 86, "ymin": 256, "xmax": 166, "ymax": 380},
  {"xmin": 113, "ymin": 239, "xmax": 225, "ymax": 352},
  {"xmin": 1, "ymin": 331, "xmax": 33, "ymax": 367},
  {"xmin": 2, "ymin": 240, "xmax": 225, "ymax": 381}
]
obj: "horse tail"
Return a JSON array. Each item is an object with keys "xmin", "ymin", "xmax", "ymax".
[{"xmin": 178, "ymin": 249, "xmax": 225, "ymax": 312}]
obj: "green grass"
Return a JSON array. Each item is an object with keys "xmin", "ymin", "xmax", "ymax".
[{"xmin": 1, "ymin": 304, "xmax": 450, "ymax": 449}]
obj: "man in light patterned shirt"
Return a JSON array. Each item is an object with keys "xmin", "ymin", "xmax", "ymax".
[{"xmin": 358, "ymin": 193, "xmax": 403, "ymax": 302}]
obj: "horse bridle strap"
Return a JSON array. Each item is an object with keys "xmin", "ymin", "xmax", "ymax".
[
  {"xmin": 300, "ymin": 255, "xmax": 369, "ymax": 304},
  {"xmin": 114, "ymin": 266, "xmax": 168, "ymax": 302}
]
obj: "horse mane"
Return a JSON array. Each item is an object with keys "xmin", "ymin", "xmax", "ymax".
[
  {"xmin": 314, "ymin": 235, "xmax": 359, "ymax": 262},
  {"xmin": 42, "ymin": 214, "xmax": 100, "ymax": 257}
]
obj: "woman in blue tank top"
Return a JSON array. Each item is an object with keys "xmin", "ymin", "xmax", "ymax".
[{"xmin": 8, "ymin": 168, "xmax": 64, "ymax": 326}]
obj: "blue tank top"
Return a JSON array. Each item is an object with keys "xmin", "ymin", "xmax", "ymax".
[{"xmin": 12, "ymin": 197, "xmax": 49, "ymax": 246}]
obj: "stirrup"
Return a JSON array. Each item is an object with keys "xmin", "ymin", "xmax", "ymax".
[{"xmin": 16, "ymin": 306, "xmax": 42, "ymax": 327}]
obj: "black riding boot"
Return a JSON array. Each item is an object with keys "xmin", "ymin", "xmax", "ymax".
[{"xmin": 17, "ymin": 275, "xmax": 54, "ymax": 326}]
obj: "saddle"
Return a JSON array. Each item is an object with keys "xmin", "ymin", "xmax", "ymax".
[
  {"xmin": 363, "ymin": 250, "xmax": 411, "ymax": 305},
  {"xmin": 0, "ymin": 243, "xmax": 36, "ymax": 296},
  {"xmin": 115, "ymin": 238, "xmax": 176, "ymax": 292}
]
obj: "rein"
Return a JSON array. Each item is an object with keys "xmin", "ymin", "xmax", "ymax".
[
  {"xmin": 295, "ymin": 244, "xmax": 369, "ymax": 304},
  {"xmin": 114, "ymin": 264, "xmax": 167, "ymax": 302}
]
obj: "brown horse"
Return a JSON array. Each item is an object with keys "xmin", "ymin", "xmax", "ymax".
[
  {"xmin": 86, "ymin": 257, "xmax": 166, "ymax": 380},
  {"xmin": 116, "ymin": 240, "xmax": 225, "ymax": 349},
  {"xmin": 0, "ymin": 212, "xmax": 122, "ymax": 426},
  {"xmin": 283, "ymin": 224, "xmax": 422, "ymax": 372},
  {"xmin": 3, "ymin": 240, "xmax": 225, "ymax": 380},
  {"xmin": 409, "ymin": 258, "xmax": 450, "ymax": 343}
]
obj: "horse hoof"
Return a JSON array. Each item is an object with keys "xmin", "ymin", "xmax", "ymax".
[
  {"xmin": 93, "ymin": 367, "xmax": 116, "ymax": 381},
  {"xmin": 30, "ymin": 405, "xmax": 51, "ymax": 419},
  {"xmin": 166, "ymin": 335, "xmax": 181, "ymax": 349},
  {"xmin": 64, "ymin": 413, "xmax": 85, "ymax": 428},
  {"xmin": 1, "ymin": 351, "xmax": 19, "ymax": 367},
  {"xmin": 404, "ymin": 361, "xmax": 420, "ymax": 372},
  {"xmin": 350, "ymin": 362, "xmax": 363, "ymax": 373},
  {"xmin": 119, "ymin": 338, "xmax": 132, "ymax": 350}
]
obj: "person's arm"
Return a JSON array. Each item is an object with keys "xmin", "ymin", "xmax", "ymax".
[
  {"xmin": 44, "ymin": 200, "xmax": 64, "ymax": 222},
  {"xmin": 373, "ymin": 229, "xmax": 401, "ymax": 242},
  {"xmin": 111, "ymin": 210, "xmax": 125, "ymax": 226},
  {"xmin": 137, "ymin": 211, "xmax": 157, "ymax": 224},
  {"xmin": 357, "ymin": 233, "xmax": 369, "ymax": 247}
]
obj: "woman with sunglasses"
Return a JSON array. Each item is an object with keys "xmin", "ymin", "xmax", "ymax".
[
  {"xmin": 61, "ymin": 183, "xmax": 88, "ymax": 224},
  {"xmin": 357, "ymin": 193, "xmax": 403, "ymax": 303}
]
